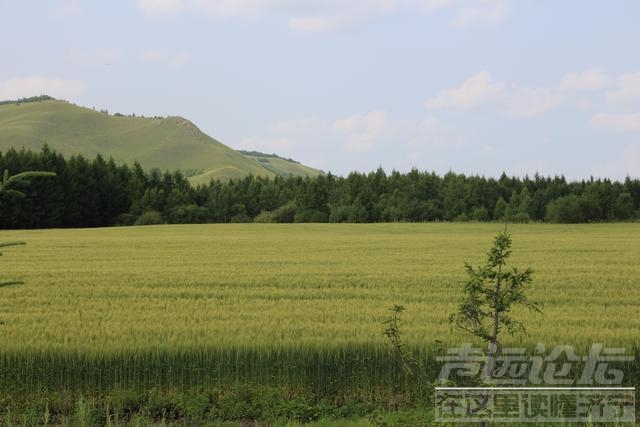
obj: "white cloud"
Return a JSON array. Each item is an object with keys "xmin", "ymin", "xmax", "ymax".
[
  {"xmin": 505, "ymin": 87, "xmax": 562, "ymax": 117},
  {"xmin": 193, "ymin": 0, "xmax": 399, "ymax": 30},
  {"xmin": 576, "ymin": 98, "xmax": 591, "ymax": 110},
  {"xmin": 140, "ymin": 0, "xmax": 404, "ymax": 19},
  {"xmin": 331, "ymin": 116, "xmax": 362, "ymax": 133},
  {"xmin": 331, "ymin": 110, "xmax": 389, "ymax": 134},
  {"xmin": 0, "ymin": 76, "xmax": 85, "ymax": 101},
  {"xmin": 405, "ymin": 115, "xmax": 463, "ymax": 150},
  {"xmin": 605, "ymin": 72, "xmax": 640, "ymax": 110},
  {"xmin": 422, "ymin": 67, "xmax": 640, "ymax": 124},
  {"xmin": 137, "ymin": 0, "xmax": 185, "ymax": 16},
  {"xmin": 238, "ymin": 118, "xmax": 317, "ymax": 152},
  {"xmin": 560, "ymin": 68, "xmax": 613, "ymax": 92},
  {"xmin": 592, "ymin": 143, "xmax": 640, "ymax": 179},
  {"xmin": 421, "ymin": 0, "xmax": 457, "ymax": 13},
  {"xmin": 268, "ymin": 118, "xmax": 314, "ymax": 134},
  {"xmin": 416, "ymin": 115, "xmax": 440, "ymax": 131},
  {"xmin": 621, "ymin": 144, "xmax": 640, "ymax": 176},
  {"xmin": 425, "ymin": 71, "xmax": 505, "ymax": 110},
  {"xmin": 140, "ymin": 50, "xmax": 191, "ymax": 66},
  {"xmin": 288, "ymin": 15, "xmax": 347, "ymax": 33},
  {"xmin": 422, "ymin": 67, "xmax": 640, "ymax": 123},
  {"xmin": 342, "ymin": 135, "xmax": 377, "ymax": 153},
  {"xmin": 170, "ymin": 52, "xmax": 191, "ymax": 66},
  {"xmin": 237, "ymin": 136, "xmax": 292, "ymax": 152},
  {"xmin": 590, "ymin": 113, "xmax": 640, "ymax": 133},
  {"xmin": 68, "ymin": 48, "xmax": 123, "ymax": 66},
  {"xmin": 135, "ymin": 0, "xmax": 506, "ymax": 31},
  {"xmin": 141, "ymin": 50, "xmax": 166, "ymax": 62},
  {"xmin": 426, "ymin": 71, "xmax": 567, "ymax": 117},
  {"xmin": 190, "ymin": 0, "xmax": 271, "ymax": 17},
  {"xmin": 332, "ymin": 112, "xmax": 454, "ymax": 153},
  {"xmin": 332, "ymin": 110, "xmax": 390, "ymax": 152},
  {"xmin": 451, "ymin": 0, "xmax": 508, "ymax": 28},
  {"xmin": 239, "ymin": 111, "xmax": 466, "ymax": 174},
  {"xmin": 51, "ymin": 0, "xmax": 82, "ymax": 17}
]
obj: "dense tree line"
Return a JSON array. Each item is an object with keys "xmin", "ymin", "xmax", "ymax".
[{"xmin": 0, "ymin": 147, "xmax": 639, "ymax": 229}]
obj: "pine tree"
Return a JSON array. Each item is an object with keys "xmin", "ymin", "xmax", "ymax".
[{"xmin": 449, "ymin": 230, "xmax": 542, "ymax": 383}]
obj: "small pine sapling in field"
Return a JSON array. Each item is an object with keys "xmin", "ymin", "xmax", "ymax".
[
  {"xmin": 449, "ymin": 230, "xmax": 542, "ymax": 383},
  {"xmin": 384, "ymin": 228, "xmax": 542, "ymax": 415}
]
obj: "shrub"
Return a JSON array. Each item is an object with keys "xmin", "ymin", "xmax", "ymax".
[
  {"xmin": 116, "ymin": 213, "xmax": 137, "ymax": 226},
  {"xmin": 253, "ymin": 202, "xmax": 297, "ymax": 223},
  {"xmin": 470, "ymin": 207, "xmax": 489, "ymax": 221},
  {"xmin": 213, "ymin": 387, "xmax": 261, "ymax": 420},
  {"xmin": 546, "ymin": 195, "xmax": 580, "ymax": 223},
  {"xmin": 294, "ymin": 209, "xmax": 329, "ymax": 223},
  {"xmin": 146, "ymin": 388, "xmax": 182, "ymax": 421},
  {"xmin": 253, "ymin": 211, "xmax": 275, "ymax": 223},
  {"xmin": 271, "ymin": 202, "xmax": 297, "ymax": 223},
  {"xmin": 168, "ymin": 204, "xmax": 208, "ymax": 224},
  {"xmin": 545, "ymin": 195, "xmax": 598, "ymax": 223},
  {"xmin": 73, "ymin": 396, "xmax": 100, "ymax": 427},
  {"xmin": 329, "ymin": 205, "xmax": 351, "ymax": 223},
  {"xmin": 178, "ymin": 392, "xmax": 211, "ymax": 420},
  {"xmin": 229, "ymin": 213, "xmax": 251, "ymax": 223},
  {"xmin": 613, "ymin": 193, "xmax": 634, "ymax": 220},
  {"xmin": 504, "ymin": 211, "xmax": 531, "ymax": 223},
  {"xmin": 134, "ymin": 211, "xmax": 164, "ymax": 226},
  {"xmin": 106, "ymin": 389, "xmax": 144, "ymax": 420}
]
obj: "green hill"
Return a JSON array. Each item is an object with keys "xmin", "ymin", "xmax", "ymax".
[
  {"xmin": 0, "ymin": 98, "xmax": 289, "ymax": 183},
  {"xmin": 239, "ymin": 150, "xmax": 324, "ymax": 178}
]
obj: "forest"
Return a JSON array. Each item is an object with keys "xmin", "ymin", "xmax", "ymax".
[{"xmin": 1, "ymin": 146, "xmax": 639, "ymax": 229}]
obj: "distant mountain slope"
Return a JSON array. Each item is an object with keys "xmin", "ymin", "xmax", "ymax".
[
  {"xmin": 239, "ymin": 150, "xmax": 323, "ymax": 178},
  {"xmin": 0, "ymin": 98, "xmax": 275, "ymax": 182}
]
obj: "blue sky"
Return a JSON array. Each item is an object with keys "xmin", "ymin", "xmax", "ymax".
[{"xmin": 1, "ymin": 0, "xmax": 639, "ymax": 179}]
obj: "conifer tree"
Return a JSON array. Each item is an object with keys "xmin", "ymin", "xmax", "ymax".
[{"xmin": 449, "ymin": 230, "xmax": 542, "ymax": 384}]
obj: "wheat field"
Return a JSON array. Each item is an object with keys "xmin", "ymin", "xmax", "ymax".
[{"xmin": 0, "ymin": 223, "xmax": 638, "ymax": 394}]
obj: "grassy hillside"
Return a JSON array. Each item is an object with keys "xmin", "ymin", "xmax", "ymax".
[
  {"xmin": 240, "ymin": 150, "xmax": 324, "ymax": 177},
  {"xmin": 0, "ymin": 98, "xmax": 275, "ymax": 182}
]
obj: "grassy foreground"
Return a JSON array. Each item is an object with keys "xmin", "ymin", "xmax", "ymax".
[{"xmin": 0, "ymin": 223, "xmax": 638, "ymax": 424}]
